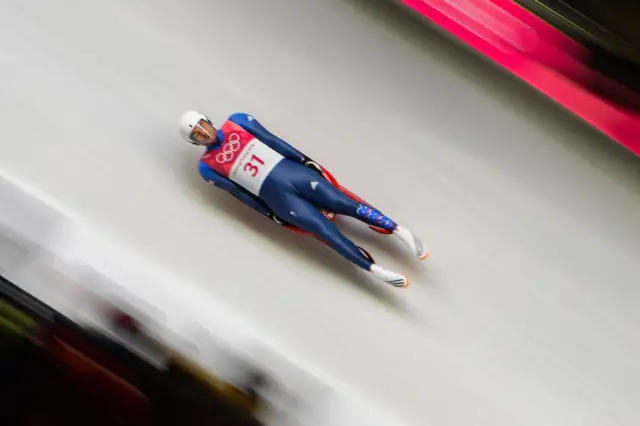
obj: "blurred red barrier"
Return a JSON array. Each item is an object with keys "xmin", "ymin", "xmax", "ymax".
[{"xmin": 402, "ymin": 0, "xmax": 640, "ymax": 156}]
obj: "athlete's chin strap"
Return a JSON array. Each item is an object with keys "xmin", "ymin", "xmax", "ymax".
[{"xmin": 208, "ymin": 139, "xmax": 222, "ymax": 150}]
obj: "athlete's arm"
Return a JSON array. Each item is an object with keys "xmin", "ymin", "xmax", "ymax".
[
  {"xmin": 199, "ymin": 162, "xmax": 272, "ymax": 217},
  {"xmin": 228, "ymin": 112, "xmax": 306, "ymax": 163}
]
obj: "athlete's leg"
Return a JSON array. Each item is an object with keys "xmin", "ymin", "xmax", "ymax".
[
  {"xmin": 261, "ymin": 162, "xmax": 421, "ymax": 283},
  {"xmin": 270, "ymin": 195, "xmax": 408, "ymax": 286},
  {"xmin": 264, "ymin": 192, "xmax": 373, "ymax": 270},
  {"xmin": 292, "ymin": 167, "xmax": 429, "ymax": 260},
  {"xmin": 295, "ymin": 170, "xmax": 398, "ymax": 231}
]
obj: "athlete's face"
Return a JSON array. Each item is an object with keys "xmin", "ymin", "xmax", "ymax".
[{"xmin": 190, "ymin": 119, "xmax": 218, "ymax": 146}]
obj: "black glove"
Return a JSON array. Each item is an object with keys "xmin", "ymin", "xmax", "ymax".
[
  {"xmin": 270, "ymin": 213, "xmax": 287, "ymax": 225},
  {"xmin": 304, "ymin": 160, "xmax": 323, "ymax": 175}
]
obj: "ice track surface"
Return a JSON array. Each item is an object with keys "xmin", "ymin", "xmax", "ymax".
[{"xmin": 1, "ymin": 0, "xmax": 640, "ymax": 425}]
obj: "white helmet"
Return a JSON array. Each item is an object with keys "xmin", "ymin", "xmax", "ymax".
[{"xmin": 179, "ymin": 110, "xmax": 214, "ymax": 145}]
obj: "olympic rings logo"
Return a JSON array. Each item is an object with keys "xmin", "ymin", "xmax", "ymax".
[{"xmin": 216, "ymin": 133, "xmax": 242, "ymax": 163}]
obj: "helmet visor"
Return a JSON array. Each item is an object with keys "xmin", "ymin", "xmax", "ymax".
[{"xmin": 190, "ymin": 119, "xmax": 217, "ymax": 145}]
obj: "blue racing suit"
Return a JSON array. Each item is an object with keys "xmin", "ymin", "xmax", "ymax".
[{"xmin": 198, "ymin": 113, "xmax": 397, "ymax": 270}]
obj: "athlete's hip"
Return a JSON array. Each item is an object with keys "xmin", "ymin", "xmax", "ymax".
[{"xmin": 259, "ymin": 159, "xmax": 313, "ymax": 199}]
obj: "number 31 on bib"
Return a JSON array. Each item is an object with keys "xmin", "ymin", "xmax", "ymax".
[{"xmin": 230, "ymin": 139, "xmax": 284, "ymax": 196}]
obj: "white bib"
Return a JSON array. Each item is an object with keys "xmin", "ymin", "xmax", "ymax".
[{"xmin": 228, "ymin": 138, "xmax": 284, "ymax": 196}]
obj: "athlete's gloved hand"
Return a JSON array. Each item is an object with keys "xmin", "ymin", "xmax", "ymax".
[
  {"xmin": 304, "ymin": 160, "xmax": 323, "ymax": 175},
  {"xmin": 270, "ymin": 213, "xmax": 288, "ymax": 226}
]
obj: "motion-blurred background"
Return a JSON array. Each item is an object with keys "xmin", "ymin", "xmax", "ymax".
[{"xmin": 1, "ymin": 1, "xmax": 639, "ymax": 425}]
